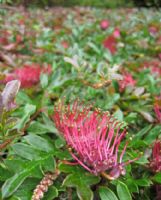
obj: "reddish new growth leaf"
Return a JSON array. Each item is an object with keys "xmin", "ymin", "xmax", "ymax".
[
  {"xmin": 53, "ymin": 100, "xmax": 135, "ymax": 179},
  {"xmin": 154, "ymin": 96, "xmax": 161, "ymax": 124},
  {"xmin": 150, "ymin": 140, "xmax": 161, "ymax": 173},
  {"xmin": 5, "ymin": 64, "xmax": 51, "ymax": 88},
  {"xmin": 119, "ymin": 72, "xmax": 136, "ymax": 92},
  {"xmin": 103, "ymin": 35, "xmax": 117, "ymax": 54}
]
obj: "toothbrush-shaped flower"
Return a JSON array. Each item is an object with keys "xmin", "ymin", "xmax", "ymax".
[{"xmin": 53, "ymin": 100, "xmax": 136, "ymax": 179}]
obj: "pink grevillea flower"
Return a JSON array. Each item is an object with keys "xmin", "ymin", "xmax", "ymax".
[
  {"xmin": 5, "ymin": 64, "xmax": 51, "ymax": 88},
  {"xmin": 149, "ymin": 140, "xmax": 161, "ymax": 173},
  {"xmin": 53, "ymin": 100, "xmax": 136, "ymax": 178},
  {"xmin": 103, "ymin": 35, "xmax": 117, "ymax": 54},
  {"xmin": 100, "ymin": 20, "xmax": 109, "ymax": 30},
  {"xmin": 119, "ymin": 72, "xmax": 136, "ymax": 92}
]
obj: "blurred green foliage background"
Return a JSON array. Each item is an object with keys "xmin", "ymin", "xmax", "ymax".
[{"xmin": 1, "ymin": 0, "xmax": 161, "ymax": 7}]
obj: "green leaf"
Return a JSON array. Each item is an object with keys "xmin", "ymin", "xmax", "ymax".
[
  {"xmin": 134, "ymin": 178, "xmax": 152, "ymax": 186},
  {"xmin": 24, "ymin": 134, "xmax": 55, "ymax": 152},
  {"xmin": 16, "ymin": 91, "xmax": 33, "ymax": 105},
  {"xmin": 2, "ymin": 155, "xmax": 54, "ymax": 198},
  {"xmin": 126, "ymin": 179, "xmax": 139, "ymax": 193},
  {"xmin": 43, "ymin": 186, "xmax": 58, "ymax": 200},
  {"xmin": 152, "ymin": 173, "xmax": 161, "ymax": 184},
  {"xmin": 63, "ymin": 173, "xmax": 99, "ymax": 200},
  {"xmin": 42, "ymin": 113, "xmax": 59, "ymax": 134},
  {"xmin": 12, "ymin": 143, "xmax": 43, "ymax": 160},
  {"xmin": 113, "ymin": 109, "xmax": 124, "ymax": 121},
  {"xmin": 117, "ymin": 181, "xmax": 132, "ymax": 200},
  {"xmin": 15, "ymin": 104, "xmax": 36, "ymax": 130},
  {"xmin": 62, "ymin": 166, "xmax": 100, "ymax": 200},
  {"xmin": 11, "ymin": 178, "xmax": 39, "ymax": 200},
  {"xmin": 27, "ymin": 121, "xmax": 52, "ymax": 134},
  {"xmin": 144, "ymin": 125, "xmax": 161, "ymax": 144},
  {"xmin": 40, "ymin": 73, "xmax": 48, "ymax": 88},
  {"xmin": 134, "ymin": 125, "xmax": 152, "ymax": 140},
  {"xmin": 2, "ymin": 162, "xmax": 38, "ymax": 198},
  {"xmin": 99, "ymin": 186, "xmax": 118, "ymax": 200},
  {"xmin": 0, "ymin": 165, "xmax": 13, "ymax": 181}
]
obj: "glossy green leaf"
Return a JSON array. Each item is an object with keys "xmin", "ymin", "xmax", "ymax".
[
  {"xmin": 99, "ymin": 186, "xmax": 118, "ymax": 200},
  {"xmin": 117, "ymin": 181, "xmax": 132, "ymax": 200}
]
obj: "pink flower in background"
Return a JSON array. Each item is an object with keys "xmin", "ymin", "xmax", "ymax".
[
  {"xmin": 100, "ymin": 20, "xmax": 109, "ymax": 30},
  {"xmin": 113, "ymin": 28, "xmax": 120, "ymax": 38},
  {"xmin": 103, "ymin": 35, "xmax": 117, "ymax": 54},
  {"xmin": 154, "ymin": 96, "xmax": 161, "ymax": 123},
  {"xmin": 158, "ymin": 54, "xmax": 161, "ymax": 60},
  {"xmin": 61, "ymin": 41, "xmax": 69, "ymax": 49},
  {"xmin": 150, "ymin": 140, "xmax": 161, "ymax": 173},
  {"xmin": 142, "ymin": 60, "xmax": 161, "ymax": 77},
  {"xmin": 5, "ymin": 64, "xmax": 51, "ymax": 88},
  {"xmin": 53, "ymin": 100, "xmax": 136, "ymax": 178},
  {"xmin": 149, "ymin": 26, "xmax": 158, "ymax": 36},
  {"xmin": 119, "ymin": 72, "xmax": 136, "ymax": 92}
]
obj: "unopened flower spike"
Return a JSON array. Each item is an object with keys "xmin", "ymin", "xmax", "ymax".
[{"xmin": 53, "ymin": 99, "xmax": 137, "ymax": 180}]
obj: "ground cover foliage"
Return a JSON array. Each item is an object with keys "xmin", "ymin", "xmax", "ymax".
[{"xmin": 0, "ymin": 7, "xmax": 161, "ymax": 200}]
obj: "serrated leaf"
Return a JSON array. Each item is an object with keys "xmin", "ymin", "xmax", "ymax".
[
  {"xmin": 99, "ymin": 186, "xmax": 118, "ymax": 200},
  {"xmin": 117, "ymin": 181, "xmax": 132, "ymax": 200}
]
